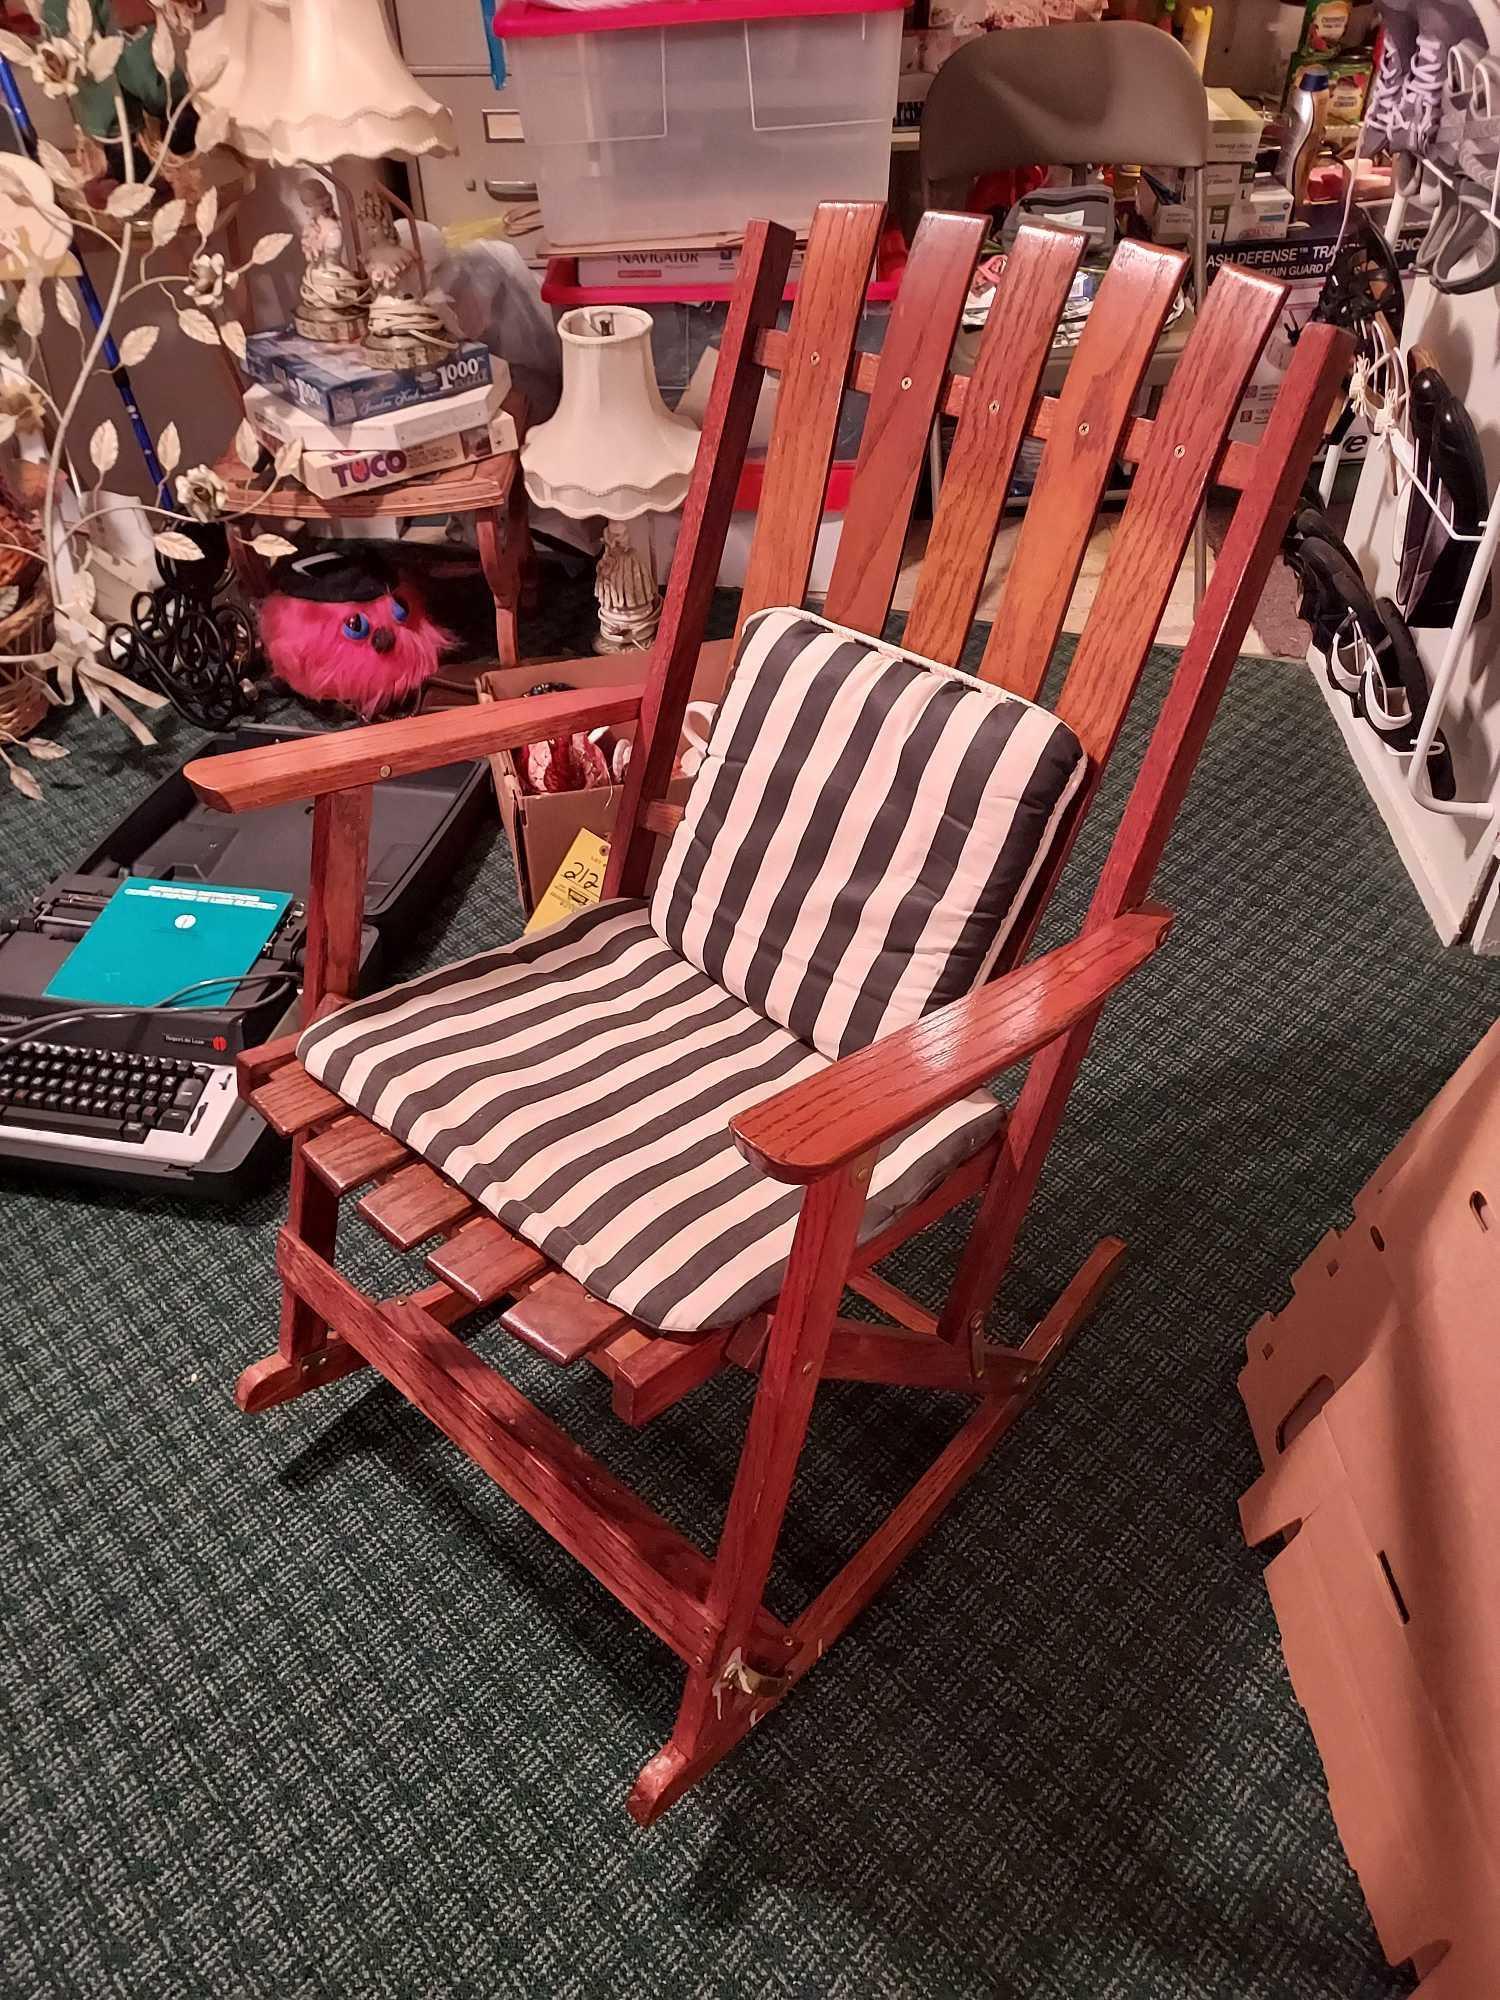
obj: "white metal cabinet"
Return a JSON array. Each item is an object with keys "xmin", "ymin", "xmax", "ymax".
[{"xmin": 389, "ymin": 2, "xmax": 547, "ymax": 263}]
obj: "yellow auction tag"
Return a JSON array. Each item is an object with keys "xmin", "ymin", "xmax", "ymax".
[{"xmin": 525, "ymin": 827, "xmax": 611, "ymax": 934}]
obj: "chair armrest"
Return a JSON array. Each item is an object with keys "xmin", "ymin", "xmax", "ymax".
[
  {"xmin": 731, "ymin": 907, "xmax": 1173, "ymax": 1183},
  {"xmin": 186, "ymin": 680, "xmax": 647, "ymax": 813}
]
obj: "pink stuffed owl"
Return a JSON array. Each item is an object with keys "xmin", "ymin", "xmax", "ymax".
[{"xmin": 259, "ymin": 545, "xmax": 456, "ymax": 717}]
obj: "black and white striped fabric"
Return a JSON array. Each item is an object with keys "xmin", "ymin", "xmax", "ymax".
[
  {"xmin": 297, "ymin": 900, "xmax": 1003, "ymax": 1333},
  {"xmin": 650, "ymin": 607, "xmax": 1086, "ymax": 1059},
  {"xmin": 297, "ymin": 607, "xmax": 1086, "ymax": 1334}
]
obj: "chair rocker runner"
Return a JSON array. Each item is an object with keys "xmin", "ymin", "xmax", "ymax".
[{"xmin": 184, "ymin": 203, "xmax": 1349, "ymax": 1824}]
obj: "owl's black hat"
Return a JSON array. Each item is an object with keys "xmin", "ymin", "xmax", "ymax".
[{"xmin": 276, "ymin": 541, "xmax": 399, "ymax": 604}]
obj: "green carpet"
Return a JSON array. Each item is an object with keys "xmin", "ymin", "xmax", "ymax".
[{"xmin": 3, "ymin": 599, "xmax": 1494, "ymax": 1999}]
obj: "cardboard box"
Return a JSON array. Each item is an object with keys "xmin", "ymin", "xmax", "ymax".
[
  {"xmin": 1227, "ymin": 182, "xmax": 1294, "ymax": 241},
  {"xmin": 249, "ymin": 399, "xmax": 518, "ymax": 500},
  {"xmin": 482, "ymin": 640, "xmax": 733, "ymax": 913},
  {"xmin": 1206, "ymin": 221, "xmax": 1426, "ymax": 445},
  {"xmin": 575, "ymin": 244, "xmax": 808, "ymax": 287},
  {"xmin": 242, "ymin": 327, "xmax": 494, "ymax": 425},
  {"xmin": 1142, "ymin": 161, "xmax": 1254, "ymax": 206},
  {"xmin": 242, "ymin": 371, "xmax": 512, "ymax": 453},
  {"xmin": 1205, "ymin": 85, "xmax": 1266, "ymax": 163},
  {"xmin": 1135, "ymin": 175, "xmax": 1237, "ymax": 246},
  {"xmin": 1238, "ymin": 1022, "xmax": 1500, "ymax": 1997}
]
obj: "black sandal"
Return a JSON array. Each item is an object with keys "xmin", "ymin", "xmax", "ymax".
[
  {"xmin": 1354, "ymin": 596, "xmax": 1457, "ymax": 801},
  {"xmin": 1285, "ymin": 531, "xmax": 1385, "ymax": 696}
]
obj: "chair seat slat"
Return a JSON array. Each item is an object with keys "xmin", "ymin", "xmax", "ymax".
[
  {"xmin": 249, "ymin": 1063, "xmax": 344, "ymax": 1138},
  {"xmin": 302, "ymin": 1114, "xmax": 410, "ymax": 1194},
  {"xmin": 236, "ymin": 1030, "xmax": 302, "ymax": 1093},
  {"xmin": 357, "ymin": 1162, "xmax": 474, "ymax": 1251},
  {"xmin": 426, "ymin": 1218, "xmax": 547, "ymax": 1306},
  {"xmin": 606, "ymin": 1326, "xmax": 736, "ymax": 1426},
  {"xmin": 501, "ymin": 1272, "xmax": 628, "ymax": 1365}
]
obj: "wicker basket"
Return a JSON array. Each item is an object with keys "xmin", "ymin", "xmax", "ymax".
[
  {"xmin": 0, "ymin": 578, "xmax": 52, "ymax": 742},
  {"xmin": 0, "ymin": 476, "xmax": 42, "ymax": 599}
]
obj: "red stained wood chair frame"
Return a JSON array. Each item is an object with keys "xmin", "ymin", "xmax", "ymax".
[{"xmin": 186, "ymin": 204, "xmax": 1349, "ymax": 1824}]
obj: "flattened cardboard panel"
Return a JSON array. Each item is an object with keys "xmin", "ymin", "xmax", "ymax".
[{"xmin": 1240, "ymin": 1022, "xmax": 1500, "ymax": 1995}]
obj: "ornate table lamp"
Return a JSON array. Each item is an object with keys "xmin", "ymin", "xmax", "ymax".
[
  {"xmin": 521, "ymin": 306, "xmax": 698, "ymax": 652},
  {"xmin": 188, "ymin": 0, "xmax": 456, "ymax": 356},
  {"xmin": 190, "ymin": 0, "xmax": 455, "ymax": 165}
]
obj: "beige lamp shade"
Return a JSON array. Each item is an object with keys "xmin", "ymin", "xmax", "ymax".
[
  {"xmin": 522, "ymin": 307, "xmax": 698, "ymax": 521},
  {"xmin": 188, "ymin": 0, "xmax": 455, "ymax": 165}
]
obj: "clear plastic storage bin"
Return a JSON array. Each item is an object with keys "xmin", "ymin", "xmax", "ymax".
[{"xmin": 493, "ymin": 0, "xmax": 904, "ymax": 249}]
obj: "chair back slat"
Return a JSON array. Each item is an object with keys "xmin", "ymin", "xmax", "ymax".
[
  {"xmin": 902, "ymin": 224, "xmax": 1084, "ymax": 664},
  {"xmin": 1087, "ymin": 321, "xmax": 1350, "ymax": 926},
  {"xmin": 734, "ymin": 201, "xmax": 886, "ymax": 644},
  {"xmin": 986, "ymin": 258, "xmax": 1290, "ymax": 975},
  {"xmin": 974, "ymin": 239, "xmax": 1187, "ymax": 698},
  {"xmin": 753, "ymin": 326, "xmax": 1263, "ymax": 491},
  {"xmin": 605, "ymin": 220, "xmax": 795, "ymax": 899},
  {"xmin": 819, "ymin": 209, "xmax": 985, "ymax": 637},
  {"xmin": 937, "ymin": 317, "xmax": 1350, "ymax": 1342},
  {"xmin": 1054, "ymin": 262, "xmax": 1289, "ymax": 766}
]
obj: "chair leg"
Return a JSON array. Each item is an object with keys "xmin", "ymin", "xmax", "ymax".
[
  {"xmin": 628, "ymin": 1230, "xmax": 1125, "ymax": 1824},
  {"xmin": 628, "ymin": 1157, "xmax": 871, "ymax": 1824},
  {"xmin": 235, "ymin": 1141, "xmax": 357, "ymax": 1412},
  {"xmin": 475, "ymin": 503, "xmax": 522, "ymax": 670}
]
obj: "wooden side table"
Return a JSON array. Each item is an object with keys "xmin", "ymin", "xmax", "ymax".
[{"xmin": 218, "ymin": 391, "xmax": 534, "ymax": 667}]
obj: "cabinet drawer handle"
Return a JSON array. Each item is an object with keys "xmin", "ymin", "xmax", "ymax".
[{"xmin": 484, "ymin": 178, "xmax": 537, "ymax": 201}]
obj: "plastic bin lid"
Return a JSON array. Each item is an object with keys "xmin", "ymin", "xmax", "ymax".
[{"xmin": 497, "ymin": 0, "xmax": 903, "ymax": 38}]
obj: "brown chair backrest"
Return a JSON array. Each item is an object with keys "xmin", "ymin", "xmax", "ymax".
[{"xmin": 603, "ymin": 202, "xmax": 1348, "ymax": 932}]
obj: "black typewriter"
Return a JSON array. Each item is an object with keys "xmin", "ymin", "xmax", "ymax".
[{"xmin": 0, "ymin": 725, "xmax": 489, "ymax": 1197}]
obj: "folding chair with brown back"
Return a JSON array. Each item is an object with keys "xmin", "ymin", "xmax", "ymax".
[{"xmin": 184, "ymin": 203, "xmax": 1348, "ymax": 1823}]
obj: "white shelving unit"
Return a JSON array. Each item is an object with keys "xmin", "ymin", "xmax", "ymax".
[
  {"xmin": 1312, "ymin": 660, "xmax": 1500, "ymax": 942},
  {"xmin": 1314, "ymin": 47, "xmax": 1500, "ymax": 952},
  {"xmin": 1325, "ymin": 367, "xmax": 1500, "ymax": 947}
]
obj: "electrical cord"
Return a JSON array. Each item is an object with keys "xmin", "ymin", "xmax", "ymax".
[{"xmin": 0, "ymin": 972, "xmax": 299, "ymax": 1050}]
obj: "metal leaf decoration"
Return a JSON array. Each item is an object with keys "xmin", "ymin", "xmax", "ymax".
[{"xmin": 89, "ymin": 421, "xmax": 118, "ymax": 476}]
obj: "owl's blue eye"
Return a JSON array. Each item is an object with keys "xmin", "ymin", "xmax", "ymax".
[
  {"xmin": 390, "ymin": 595, "xmax": 409, "ymax": 624},
  {"xmin": 342, "ymin": 612, "xmax": 370, "ymax": 641}
]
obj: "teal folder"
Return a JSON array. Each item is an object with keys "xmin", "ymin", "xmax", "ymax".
[{"xmin": 44, "ymin": 877, "xmax": 293, "ymax": 1009}]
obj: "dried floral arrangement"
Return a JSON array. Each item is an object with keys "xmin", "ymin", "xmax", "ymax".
[{"xmin": 0, "ymin": 0, "xmax": 300, "ymax": 799}]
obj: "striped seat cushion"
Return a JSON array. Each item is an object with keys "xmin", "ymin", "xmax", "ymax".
[
  {"xmin": 297, "ymin": 900, "xmax": 1002, "ymax": 1335},
  {"xmin": 650, "ymin": 607, "xmax": 1086, "ymax": 1060}
]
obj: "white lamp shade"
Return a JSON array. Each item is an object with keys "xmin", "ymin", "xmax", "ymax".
[
  {"xmin": 188, "ymin": 0, "xmax": 455, "ymax": 165},
  {"xmin": 522, "ymin": 306, "xmax": 699, "ymax": 521}
]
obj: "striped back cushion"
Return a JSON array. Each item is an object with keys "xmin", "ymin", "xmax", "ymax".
[{"xmin": 649, "ymin": 607, "xmax": 1086, "ymax": 1061}]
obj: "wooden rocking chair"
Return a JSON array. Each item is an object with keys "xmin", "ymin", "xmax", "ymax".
[{"xmin": 186, "ymin": 203, "xmax": 1348, "ymax": 1824}]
